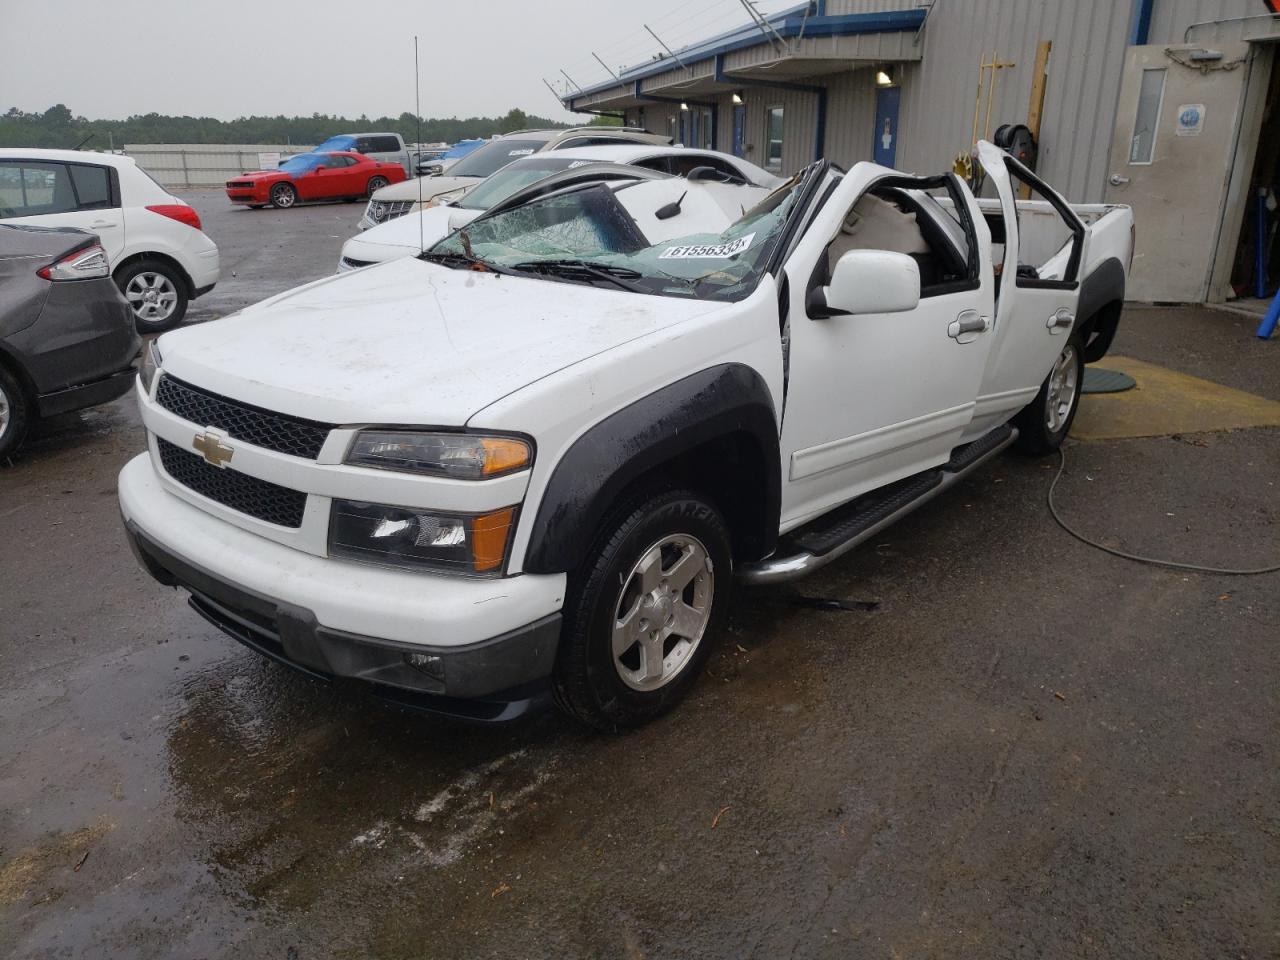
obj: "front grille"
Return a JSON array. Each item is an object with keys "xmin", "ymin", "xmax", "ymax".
[
  {"xmin": 156, "ymin": 375, "xmax": 332, "ymax": 460},
  {"xmin": 227, "ymin": 181, "xmax": 254, "ymax": 189},
  {"xmin": 158, "ymin": 438, "xmax": 307, "ymax": 528},
  {"xmin": 341, "ymin": 256, "xmax": 375, "ymax": 270},
  {"xmin": 369, "ymin": 200, "xmax": 413, "ymax": 224}
]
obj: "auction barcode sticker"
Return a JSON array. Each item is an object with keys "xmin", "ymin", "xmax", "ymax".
[{"xmin": 659, "ymin": 233, "xmax": 755, "ymax": 259}]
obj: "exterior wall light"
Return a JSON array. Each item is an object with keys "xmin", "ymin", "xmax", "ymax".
[
  {"xmin": 876, "ymin": 68, "xmax": 894, "ymax": 86},
  {"xmin": 680, "ymin": 101, "xmax": 690, "ymax": 111},
  {"xmin": 732, "ymin": 92, "xmax": 744, "ymax": 105}
]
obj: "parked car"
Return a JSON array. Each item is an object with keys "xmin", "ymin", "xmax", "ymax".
[
  {"xmin": 358, "ymin": 127, "xmax": 673, "ymax": 229},
  {"xmin": 339, "ymin": 144, "xmax": 782, "ymax": 271},
  {"xmin": 119, "ymin": 142, "xmax": 1131, "ymax": 729},
  {"xmin": 420, "ymin": 139, "xmax": 486, "ymax": 176},
  {"xmin": 0, "ymin": 148, "xmax": 220, "ymax": 333},
  {"xmin": 313, "ymin": 133, "xmax": 412, "ymax": 175},
  {"xmin": 0, "ymin": 224, "xmax": 140, "ymax": 459},
  {"xmin": 225, "ymin": 151, "xmax": 407, "ymax": 210}
]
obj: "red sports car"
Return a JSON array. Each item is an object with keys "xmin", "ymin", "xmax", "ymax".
[{"xmin": 225, "ymin": 151, "xmax": 407, "ymax": 209}]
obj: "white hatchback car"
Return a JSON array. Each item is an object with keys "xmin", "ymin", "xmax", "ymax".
[
  {"xmin": 0, "ymin": 149, "xmax": 220, "ymax": 332},
  {"xmin": 339, "ymin": 145, "xmax": 781, "ymax": 272}
]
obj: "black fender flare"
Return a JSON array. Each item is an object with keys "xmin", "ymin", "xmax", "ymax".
[
  {"xmin": 1074, "ymin": 256, "xmax": 1126, "ymax": 363},
  {"xmin": 522, "ymin": 363, "xmax": 781, "ymax": 574}
]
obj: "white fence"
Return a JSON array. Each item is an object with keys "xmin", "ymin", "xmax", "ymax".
[{"xmin": 124, "ymin": 144, "xmax": 313, "ymax": 188}]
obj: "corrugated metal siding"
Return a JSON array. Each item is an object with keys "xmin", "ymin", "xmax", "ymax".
[
  {"xmin": 895, "ymin": 0, "xmax": 1133, "ymax": 201},
  {"xmin": 1147, "ymin": 0, "xmax": 1259, "ymax": 44},
  {"xmin": 823, "ymin": 69, "xmax": 879, "ymax": 165}
]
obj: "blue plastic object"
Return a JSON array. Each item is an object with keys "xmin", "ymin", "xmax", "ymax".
[{"xmin": 1257, "ymin": 287, "xmax": 1280, "ymax": 339}]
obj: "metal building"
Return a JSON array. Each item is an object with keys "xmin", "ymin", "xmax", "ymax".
[{"xmin": 559, "ymin": 0, "xmax": 1280, "ymax": 305}]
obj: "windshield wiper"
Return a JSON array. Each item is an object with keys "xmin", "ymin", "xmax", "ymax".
[
  {"xmin": 419, "ymin": 250, "xmax": 517, "ymax": 276},
  {"xmin": 509, "ymin": 259, "xmax": 647, "ymax": 293}
]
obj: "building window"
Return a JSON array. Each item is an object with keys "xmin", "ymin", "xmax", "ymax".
[
  {"xmin": 1129, "ymin": 68, "xmax": 1166, "ymax": 165},
  {"xmin": 765, "ymin": 106, "xmax": 785, "ymax": 170}
]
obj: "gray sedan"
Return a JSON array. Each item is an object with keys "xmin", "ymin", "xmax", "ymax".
[{"xmin": 0, "ymin": 224, "xmax": 140, "ymax": 460}]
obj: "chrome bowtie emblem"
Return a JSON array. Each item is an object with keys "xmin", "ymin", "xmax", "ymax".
[{"xmin": 192, "ymin": 430, "xmax": 234, "ymax": 468}]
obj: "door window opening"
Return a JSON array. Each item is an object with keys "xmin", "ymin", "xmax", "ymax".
[{"xmin": 1129, "ymin": 68, "xmax": 1167, "ymax": 165}]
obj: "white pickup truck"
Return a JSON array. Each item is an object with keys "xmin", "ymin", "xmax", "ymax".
[{"xmin": 120, "ymin": 142, "xmax": 1132, "ymax": 729}]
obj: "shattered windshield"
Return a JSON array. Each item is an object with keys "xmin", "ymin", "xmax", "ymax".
[{"xmin": 425, "ymin": 173, "xmax": 806, "ymax": 301}]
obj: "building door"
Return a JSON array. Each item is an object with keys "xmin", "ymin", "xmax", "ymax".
[
  {"xmin": 873, "ymin": 86, "xmax": 900, "ymax": 167},
  {"xmin": 1104, "ymin": 42, "xmax": 1256, "ymax": 301},
  {"xmin": 732, "ymin": 104, "xmax": 746, "ymax": 158}
]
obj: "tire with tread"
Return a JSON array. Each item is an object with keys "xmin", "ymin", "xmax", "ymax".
[
  {"xmin": 1014, "ymin": 332, "xmax": 1084, "ymax": 455},
  {"xmin": 552, "ymin": 487, "xmax": 732, "ymax": 730},
  {"xmin": 0, "ymin": 364, "xmax": 31, "ymax": 463}
]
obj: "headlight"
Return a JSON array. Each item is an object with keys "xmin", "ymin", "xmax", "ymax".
[
  {"xmin": 329, "ymin": 500, "xmax": 516, "ymax": 575},
  {"xmin": 140, "ymin": 340, "xmax": 162, "ymax": 394},
  {"xmin": 345, "ymin": 431, "xmax": 531, "ymax": 479}
]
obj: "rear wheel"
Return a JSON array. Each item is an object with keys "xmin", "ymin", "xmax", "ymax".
[
  {"xmin": 366, "ymin": 175, "xmax": 389, "ymax": 197},
  {"xmin": 1014, "ymin": 333, "xmax": 1084, "ymax": 454},
  {"xmin": 270, "ymin": 182, "xmax": 297, "ymax": 208},
  {"xmin": 553, "ymin": 488, "xmax": 731, "ymax": 730},
  {"xmin": 0, "ymin": 365, "xmax": 31, "ymax": 462},
  {"xmin": 117, "ymin": 259, "xmax": 188, "ymax": 332}
]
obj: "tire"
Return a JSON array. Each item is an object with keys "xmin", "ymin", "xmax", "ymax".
[
  {"xmin": 1014, "ymin": 333, "xmax": 1084, "ymax": 455},
  {"xmin": 116, "ymin": 259, "xmax": 188, "ymax": 333},
  {"xmin": 270, "ymin": 182, "xmax": 297, "ymax": 209},
  {"xmin": 553, "ymin": 488, "xmax": 732, "ymax": 731},
  {"xmin": 0, "ymin": 364, "xmax": 31, "ymax": 463},
  {"xmin": 366, "ymin": 176, "xmax": 389, "ymax": 198}
]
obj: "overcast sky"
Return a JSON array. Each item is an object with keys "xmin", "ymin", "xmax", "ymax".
[{"xmin": 3, "ymin": 0, "xmax": 796, "ymax": 122}]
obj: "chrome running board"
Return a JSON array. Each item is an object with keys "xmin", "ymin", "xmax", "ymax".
[{"xmin": 738, "ymin": 425, "xmax": 1018, "ymax": 585}]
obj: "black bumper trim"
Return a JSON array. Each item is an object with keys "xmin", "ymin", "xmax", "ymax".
[
  {"xmin": 192, "ymin": 282, "xmax": 217, "ymax": 299},
  {"xmin": 37, "ymin": 366, "xmax": 136, "ymax": 418},
  {"xmin": 124, "ymin": 520, "xmax": 561, "ymax": 722}
]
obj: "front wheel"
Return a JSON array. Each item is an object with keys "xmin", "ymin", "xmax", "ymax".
[
  {"xmin": 1014, "ymin": 334, "xmax": 1084, "ymax": 454},
  {"xmin": 366, "ymin": 176, "xmax": 389, "ymax": 197},
  {"xmin": 553, "ymin": 489, "xmax": 732, "ymax": 730},
  {"xmin": 270, "ymin": 182, "xmax": 297, "ymax": 208}
]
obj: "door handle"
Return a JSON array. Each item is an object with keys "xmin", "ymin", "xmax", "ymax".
[
  {"xmin": 948, "ymin": 313, "xmax": 990, "ymax": 341},
  {"xmin": 90, "ymin": 220, "xmax": 118, "ymax": 228},
  {"xmin": 1109, "ymin": 174, "xmax": 1130, "ymax": 186},
  {"xmin": 1047, "ymin": 308, "xmax": 1074, "ymax": 332}
]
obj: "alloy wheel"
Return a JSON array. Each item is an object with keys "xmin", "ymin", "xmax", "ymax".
[
  {"xmin": 1045, "ymin": 342, "xmax": 1080, "ymax": 434},
  {"xmin": 125, "ymin": 271, "xmax": 178, "ymax": 324},
  {"xmin": 611, "ymin": 533, "xmax": 714, "ymax": 692}
]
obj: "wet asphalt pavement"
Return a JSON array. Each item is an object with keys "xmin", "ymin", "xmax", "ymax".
[{"xmin": 1, "ymin": 193, "xmax": 1277, "ymax": 959}]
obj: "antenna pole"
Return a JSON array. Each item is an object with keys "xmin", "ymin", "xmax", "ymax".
[
  {"xmin": 644, "ymin": 25, "xmax": 688, "ymax": 68},
  {"xmin": 415, "ymin": 36, "xmax": 425, "ymax": 256}
]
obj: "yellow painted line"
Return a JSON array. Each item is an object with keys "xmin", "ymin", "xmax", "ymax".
[{"xmin": 1073, "ymin": 356, "xmax": 1280, "ymax": 441}]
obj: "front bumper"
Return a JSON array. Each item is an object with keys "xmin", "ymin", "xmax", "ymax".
[{"xmin": 118, "ymin": 453, "xmax": 566, "ymax": 720}]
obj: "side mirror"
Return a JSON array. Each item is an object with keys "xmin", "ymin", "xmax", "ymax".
[{"xmin": 809, "ymin": 249, "xmax": 920, "ymax": 318}]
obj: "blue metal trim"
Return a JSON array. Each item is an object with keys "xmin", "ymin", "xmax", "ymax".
[
  {"xmin": 566, "ymin": 7, "xmax": 926, "ymax": 104},
  {"xmin": 1129, "ymin": 0, "xmax": 1154, "ymax": 45}
]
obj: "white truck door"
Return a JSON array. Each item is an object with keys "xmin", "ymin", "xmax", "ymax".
[
  {"xmin": 970, "ymin": 141, "xmax": 1086, "ymax": 437},
  {"xmin": 777, "ymin": 164, "xmax": 996, "ymax": 530}
]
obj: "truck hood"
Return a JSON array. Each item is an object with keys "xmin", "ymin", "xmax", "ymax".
[
  {"xmin": 372, "ymin": 175, "xmax": 481, "ymax": 204},
  {"xmin": 344, "ymin": 206, "xmax": 478, "ymax": 260},
  {"xmin": 158, "ymin": 257, "xmax": 723, "ymax": 427}
]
